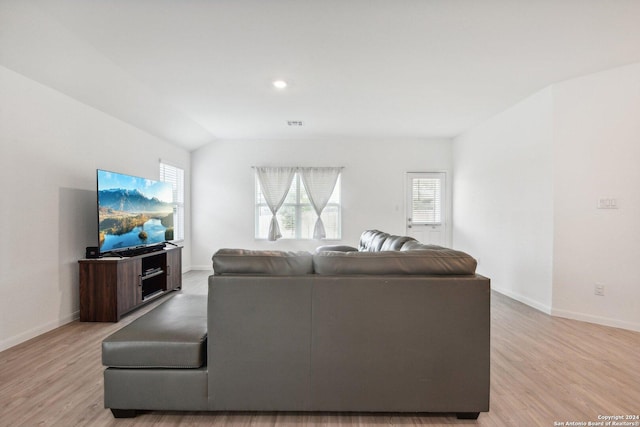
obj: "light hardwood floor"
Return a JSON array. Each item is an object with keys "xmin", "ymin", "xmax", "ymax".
[{"xmin": 1, "ymin": 270, "xmax": 639, "ymax": 426}]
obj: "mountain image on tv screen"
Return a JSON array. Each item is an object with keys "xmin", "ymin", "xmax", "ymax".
[{"xmin": 97, "ymin": 170, "xmax": 174, "ymax": 253}]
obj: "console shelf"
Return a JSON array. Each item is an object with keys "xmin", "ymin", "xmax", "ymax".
[{"xmin": 79, "ymin": 246, "xmax": 182, "ymax": 322}]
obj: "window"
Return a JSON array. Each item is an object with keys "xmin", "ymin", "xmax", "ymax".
[
  {"xmin": 255, "ymin": 173, "xmax": 341, "ymax": 239},
  {"xmin": 159, "ymin": 162, "xmax": 185, "ymax": 241},
  {"xmin": 410, "ymin": 175, "xmax": 442, "ymax": 225}
]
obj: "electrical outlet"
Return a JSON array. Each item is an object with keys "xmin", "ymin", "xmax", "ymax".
[
  {"xmin": 597, "ymin": 198, "xmax": 619, "ymax": 209},
  {"xmin": 595, "ymin": 283, "xmax": 605, "ymax": 296}
]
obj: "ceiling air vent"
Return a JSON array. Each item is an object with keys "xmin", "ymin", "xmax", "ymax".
[{"xmin": 287, "ymin": 121, "xmax": 304, "ymax": 127}]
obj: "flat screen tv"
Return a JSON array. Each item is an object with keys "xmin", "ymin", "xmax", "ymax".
[{"xmin": 97, "ymin": 169, "xmax": 174, "ymax": 255}]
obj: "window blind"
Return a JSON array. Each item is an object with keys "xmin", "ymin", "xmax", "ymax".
[
  {"xmin": 159, "ymin": 162, "xmax": 185, "ymax": 241},
  {"xmin": 411, "ymin": 177, "xmax": 441, "ymax": 224}
]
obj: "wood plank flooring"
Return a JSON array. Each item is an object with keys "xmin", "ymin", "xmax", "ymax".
[{"xmin": 1, "ymin": 270, "xmax": 639, "ymax": 426}]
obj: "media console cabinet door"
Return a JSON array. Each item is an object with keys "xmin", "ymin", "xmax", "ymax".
[
  {"xmin": 79, "ymin": 258, "xmax": 142, "ymax": 322},
  {"xmin": 116, "ymin": 258, "xmax": 143, "ymax": 316},
  {"xmin": 166, "ymin": 247, "xmax": 182, "ymax": 290}
]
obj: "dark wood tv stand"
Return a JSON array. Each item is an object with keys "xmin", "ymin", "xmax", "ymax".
[{"xmin": 79, "ymin": 246, "xmax": 182, "ymax": 322}]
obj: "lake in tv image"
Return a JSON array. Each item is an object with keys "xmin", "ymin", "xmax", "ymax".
[{"xmin": 97, "ymin": 170, "xmax": 174, "ymax": 252}]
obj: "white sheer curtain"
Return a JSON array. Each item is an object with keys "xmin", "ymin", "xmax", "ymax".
[
  {"xmin": 300, "ymin": 167, "xmax": 342, "ymax": 239},
  {"xmin": 255, "ymin": 167, "xmax": 296, "ymax": 241}
]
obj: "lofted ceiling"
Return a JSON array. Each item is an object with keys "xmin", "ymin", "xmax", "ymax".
[{"xmin": 2, "ymin": 0, "xmax": 640, "ymax": 151}]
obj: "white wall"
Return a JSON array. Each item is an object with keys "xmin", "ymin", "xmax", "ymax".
[
  {"xmin": 453, "ymin": 62, "xmax": 640, "ymax": 332},
  {"xmin": 552, "ymin": 62, "xmax": 640, "ymax": 331},
  {"xmin": 0, "ymin": 66, "xmax": 191, "ymax": 351},
  {"xmin": 191, "ymin": 138, "xmax": 452, "ymax": 269},
  {"xmin": 453, "ymin": 88, "xmax": 555, "ymax": 313}
]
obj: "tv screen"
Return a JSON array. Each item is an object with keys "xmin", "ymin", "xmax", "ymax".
[{"xmin": 97, "ymin": 169, "xmax": 174, "ymax": 254}]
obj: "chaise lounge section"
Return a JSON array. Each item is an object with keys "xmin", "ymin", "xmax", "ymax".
[{"xmin": 102, "ymin": 230, "xmax": 490, "ymax": 419}]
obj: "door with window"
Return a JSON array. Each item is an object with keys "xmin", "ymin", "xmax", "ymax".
[{"xmin": 406, "ymin": 172, "xmax": 447, "ymax": 246}]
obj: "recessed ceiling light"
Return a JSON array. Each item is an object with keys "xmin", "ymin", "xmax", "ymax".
[{"xmin": 273, "ymin": 80, "xmax": 287, "ymax": 89}]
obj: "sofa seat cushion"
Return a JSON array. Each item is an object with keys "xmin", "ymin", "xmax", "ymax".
[
  {"xmin": 313, "ymin": 249, "xmax": 477, "ymax": 275},
  {"xmin": 212, "ymin": 249, "xmax": 313, "ymax": 275},
  {"xmin": 102, "ymin": 294, "xmax": 207, "ymax": 368}
]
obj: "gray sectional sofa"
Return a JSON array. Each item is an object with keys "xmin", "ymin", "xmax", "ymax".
[{"xmin": 102, "ymin": 230, "xmax": 490, "ymax": 420}]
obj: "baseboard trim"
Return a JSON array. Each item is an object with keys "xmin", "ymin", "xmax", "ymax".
[
  {"xmin": 493, "ymin": 287, "xmax": 640, "ymax": 333},
  {"xmin": 492, "ymin": 287, "xmax": 552, "ymax": 314},
  {"xmin": 551, "ymin": 308, "xmax": 640, "ymax": 333},
  {"xmin": 0, "ymin": 310, "xmax": 79, "ymax": 353}
]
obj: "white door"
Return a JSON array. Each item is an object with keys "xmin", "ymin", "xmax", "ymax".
[{"xmin": 406, "ymin": 172, "xmax": 447, "ymax": 246}]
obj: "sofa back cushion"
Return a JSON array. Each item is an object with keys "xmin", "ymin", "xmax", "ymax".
[
  {"xmin": 315, "ymin": 245, "xmax": 358, "ymax": 253},
  {"xmin": 380, "ymin": 235, "xmax": 416, "ymax": 251},
  {"xmin": 358, "ymin": 230, "xmax": 389, "ymax": 252},
  {"xmin": 212, "ymin": 249, "xmax": 314, "ymax": 275},
  {"xmin": 358, "ymin": 230, "xmax": 417, "ymax": 252},
  {"xmin": 313, "ymin": 249, "xmax": 477, "ymax": 275}
]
